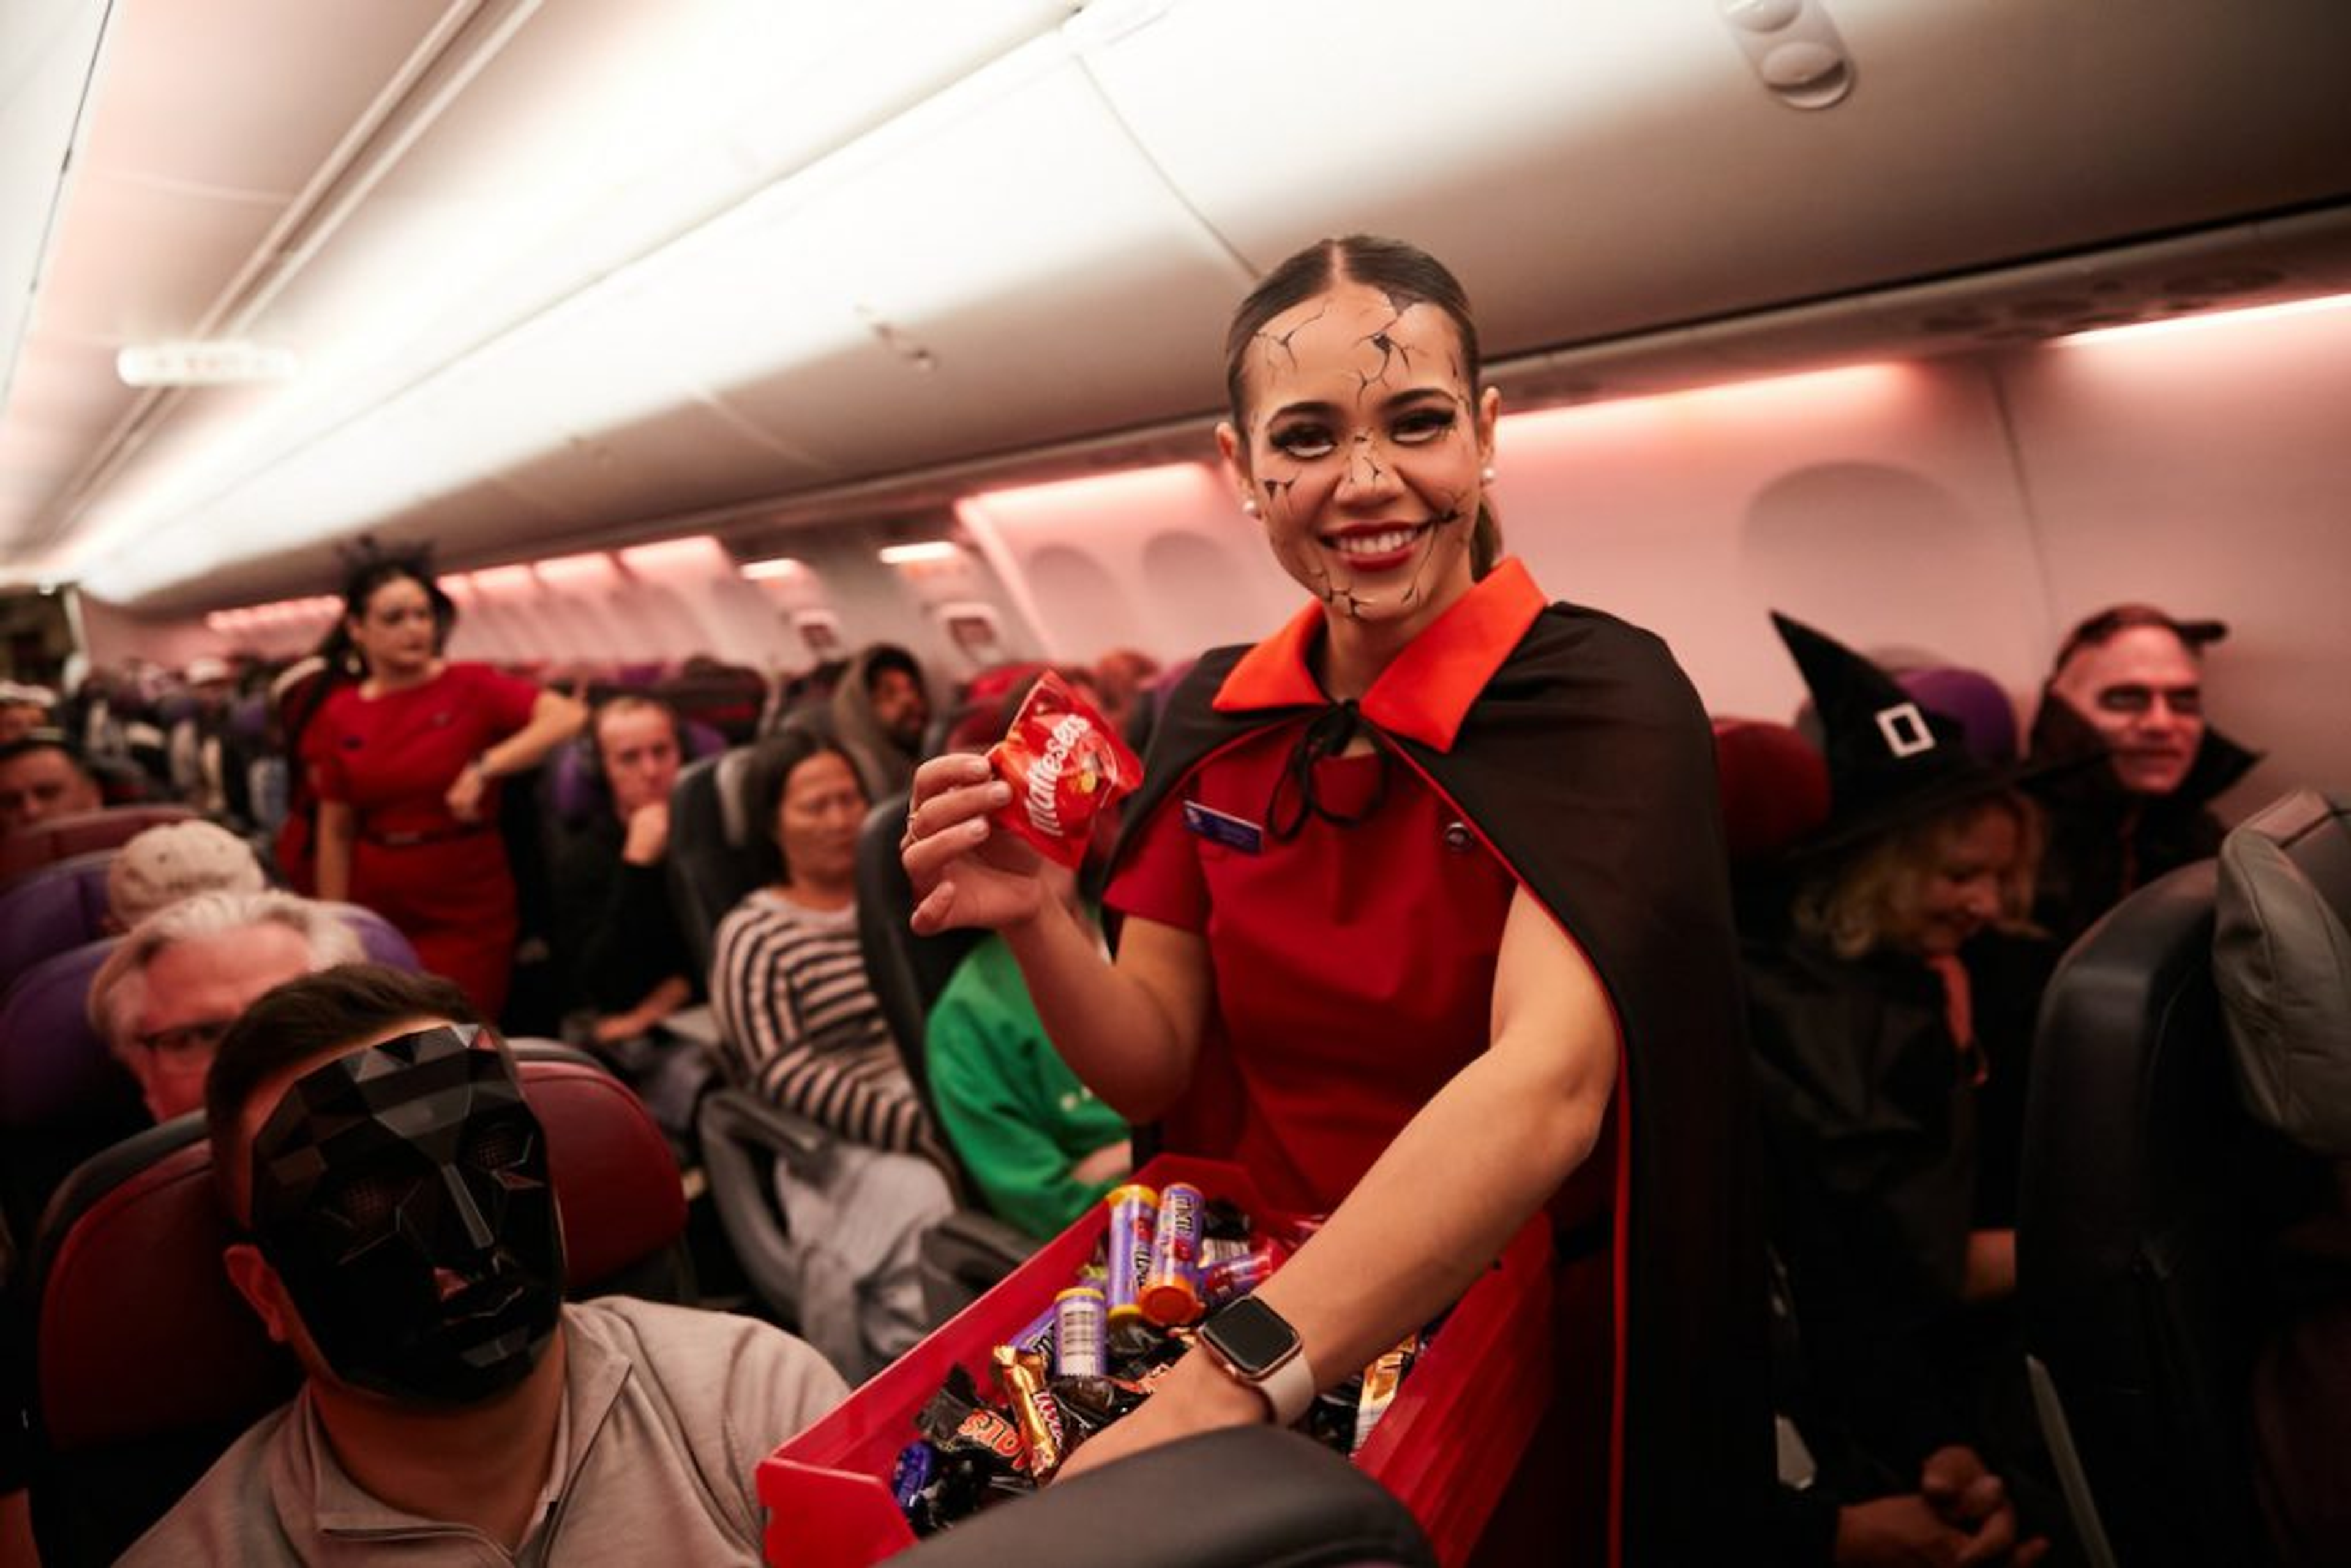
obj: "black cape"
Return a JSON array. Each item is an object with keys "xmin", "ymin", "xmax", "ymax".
[{"xmin": 1112, "ymin": 598, "xmax": 1771, "ymax": 1565}]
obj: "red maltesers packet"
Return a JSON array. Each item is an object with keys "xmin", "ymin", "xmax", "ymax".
[{"xmin": 985, "ymin": 671, "xmax": 1143, "ymax": 868}]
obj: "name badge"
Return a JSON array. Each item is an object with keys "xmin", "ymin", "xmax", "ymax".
[{"xmin": 1182, "ymin": 800, "xmax": 1264, "ymax": 855}]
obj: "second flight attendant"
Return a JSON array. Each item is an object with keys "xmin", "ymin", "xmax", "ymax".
[
  {"xmin": 905, "ymin": 235, "xmax": 1764, "ymax": 1564},
  {"xmin": 307, "ymin": 556, "xmax": 585, "ymax": 1019}
]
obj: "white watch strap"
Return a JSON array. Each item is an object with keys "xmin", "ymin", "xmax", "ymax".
[{"xmin": 1258, "ymin": 1345, "xmax": 1319, "ymax": 1428}]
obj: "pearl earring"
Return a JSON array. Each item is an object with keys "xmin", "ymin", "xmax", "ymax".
[
  {"xmin": 1240, "ymin": 497, "xmax": 1259, "ymax": 516},
  {"xmin": 1480, "ymin": 465, "xmax": 1497, "ymax": 484}
]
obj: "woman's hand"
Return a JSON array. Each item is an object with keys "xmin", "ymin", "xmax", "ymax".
[
  {"xmin": 1052, "ymin": 1352, "xmax": 1265, "ymax": 1484},
  {"xmin": 444, "ymin": 758, "xmax": 487, "ymax": 823},
  {"xmin": 902, "ymin": 753, "xmax": 1054, "ymax": 934}
]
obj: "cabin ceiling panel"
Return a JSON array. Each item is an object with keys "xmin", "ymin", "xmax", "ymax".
[
  {"xmin": 664, "ymin": 53, "xmax": 1250, "ymax": 475},
  {"xmin": 1089, "ymin": 0, "xmax": 2351, "ymax": 356},
  {"xmin": 0, "ymin": 0, "xmax": 113, "ymax": 410}
]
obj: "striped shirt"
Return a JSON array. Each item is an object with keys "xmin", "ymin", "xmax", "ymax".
[{"xmin": 710, "ymin": 888, "xmax": 939, "ymax": 1158}]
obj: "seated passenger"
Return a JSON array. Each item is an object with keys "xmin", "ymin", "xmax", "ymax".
[
  {"xmin": 103, "ymin": 819, "xmax": 268, "ymax": 931},
  {"xmin": 924, "ymin": 672, "xmax": 1131, "ymax": 1237},
  {"xmin": 2025, "ymin": 604, "xmax": 2259, "ymax": 945},
  {"xmin": 827, "ymin": 643, "xmax": 931, "ymax": 800},
  {"xmin": 1744, "ymin": 615, "xmax": 2050, "ymax": 1506},
  {"xmin": 0, "ymin": 681, "xmax": 54, "ymax": 745},
  {"xmin": 927, "ymin": 899, "xmax": 1131, "ymax": 1240},
  {"xmin": 0, "ymin": 733, "xmax": 103, "ymax": 833},
  {"xmin": 549, "ymin": 696, "xmax": 703, "ymax": 1131},
  {"xmin": 1090, "ymin": 647, "xmax": 1161, "ymax": 737},
  {"xmin": 88, "ymin": 890, "xmax": 364, "ymax": 1123},
  {"xmin": 710, "ymin": 732, "xmax": 954, "ymax": 1378},
  {"xmin": 118, "ymin": 963, "xmax": 847, "ymax": 1566},
  {"xmin": 167, "ymin": 657, "xmax": 239, "ymax": 821}
]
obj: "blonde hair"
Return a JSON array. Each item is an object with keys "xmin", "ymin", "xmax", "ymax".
[{"xmin": 1794, "ymin": 792, "xmax": 2044, "ymax": 960}]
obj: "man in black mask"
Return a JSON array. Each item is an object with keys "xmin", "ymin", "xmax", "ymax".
[{"xmin": 121, "ymin": 964, "xmax": 846, "ymax": 1565}]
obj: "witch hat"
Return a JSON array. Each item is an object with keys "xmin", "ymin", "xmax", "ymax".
[{"xmin": 1771, "ymin": 612, "xmax": 2037, "ymax": 859}]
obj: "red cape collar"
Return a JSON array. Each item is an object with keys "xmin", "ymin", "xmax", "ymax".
[{"xmin": 1210, "ymin": 557, "xmax": 1546, "ymax": 753}]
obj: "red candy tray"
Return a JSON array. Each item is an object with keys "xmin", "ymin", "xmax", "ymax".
[{"xmin": 759, "ymin": 1154, "xmax": 1554, "ymax": 1568}]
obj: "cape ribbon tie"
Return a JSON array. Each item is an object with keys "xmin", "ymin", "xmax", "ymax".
[
  {"xmin": 1924, "ymin": 952, "xmax": 1988, "ymax": 1087},
  {"xmin": 1265, "ymin": 699, "xmax": 1390, "ymax": 842}
]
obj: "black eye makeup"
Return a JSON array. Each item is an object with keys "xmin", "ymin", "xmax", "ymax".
[
  {"xmin": 2096, "ymin": 683, "xmax": 2202, "ymax": 716},
  {"xmin": 1269, "ymin": 422, "xmax": 1337, "ymax": 460}
]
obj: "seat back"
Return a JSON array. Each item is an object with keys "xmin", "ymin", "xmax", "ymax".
[
  {"xmin": 666, "ymin": 748, "xmax": 782, "ymax": 980},
  {"xmin": 888, "ymin": 1427, "xmax": 1434, "ymax": 1568},
  {"xmin": 28, "ymin": 1043, "xmax": 687, "ymax": 1566},
  {"xmin": 1, "ymin": 805, "xmax": 194, "ymax": 888},
  {"xmin": 0, "ymin": 940, "xmax": 145, "ymax": 1259},
  {"xmin": 1709, "ymin": 717, "xmax": 1831, "ymax": 865},
  {"xmin": 0, "ymin": 909, "xmax": 418, "ymax": 1280},
  {"xmin": 855, "ymin": 791, "xmax": 982, "ymax": 1113},
  {"xmin": 0, "ymin": 852, "xmax": 116, "ymax": 992},
  {"xmin": 2017, "ymin": 801, "xmax": 2338, "ymax": 1566}
]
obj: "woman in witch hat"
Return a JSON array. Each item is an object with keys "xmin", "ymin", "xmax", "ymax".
[{"xmin": 1744, "ymin": 612, "xmax": 2063, "ymax": 1542}]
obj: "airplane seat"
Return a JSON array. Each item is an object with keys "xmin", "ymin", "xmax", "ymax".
[
  {"xmin": 0, "ymin": 907, "xmax": 418, "ymax": 1264},
  {"xmin": 655, "ymin": 662, "xmax": 770, "ymax": 747},
  {"xmin": 1896, "ymin": 666, "xmax": 2020, "ymax": 765},
  {"xmin": 850, "ymin": 793, "xmax": 1033, "ymax": 1316},
  {"xmin": 887, "ymin": 1427, "xmax": 1434, "ymax": 1568},
  {"xmin": 0, "ymin": 804, "xmax": 196, "ymax": 888},
  {"xmin": 932, "ymin": 660, "xmax": 1048, "ymax": 756},
  {"xmin": 24, "ymin": 1042, "xmax": 690, "ymax": 1566},
  {"xmin": 318, "ymin": 899, "xmax": 423, "ymax": 970},
  {"xmin": 0, "ymin": 940, "xmax": 144, "ymax": 1267},
  {"xmin": 1709, "ymin": 716, "xmax": 1831, "ymax": 865},
  {"xmin": 2016, "ymin": 787, "xmax": 2351, "ymax": 1567},
  {"xmin": 664, "ymin": 746, "xmax": 784, "ymax": 981},
  {"xmin": 668, "ymin": 738, "xmax": 831, "ymax": 1326},
  {"xmin": 0, "ymin": 850, "xmax": 116, "ymax": 992}
]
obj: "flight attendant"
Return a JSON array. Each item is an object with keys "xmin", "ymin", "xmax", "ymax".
[
  {"xmin": 307, "ymin": 556, "xmax": 585, "ymax": 1019},
  {"xmin": 904, "ymin": 235, "xmax": 1764, "ymax": 1564}
]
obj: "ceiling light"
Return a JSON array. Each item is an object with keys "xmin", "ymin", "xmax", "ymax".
[
  {"xmin": 740, "ymin": 557, "xmax": 809, "ymax": 580},
  {"xmin": 2055, "ymin": 290, "xmax": 2351, "ymax": 345},
  {"xmin": 878, "ymin": 542, "xmax": 962, "ymax": 566},
  {"xmin": 115, "ymin": 341, "xmax": 299, "ymax": 387}
]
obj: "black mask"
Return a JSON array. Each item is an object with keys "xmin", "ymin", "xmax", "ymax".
[{"xmin": 248, "ymin": 1025, "xmax": 564, "ymax": 1406}]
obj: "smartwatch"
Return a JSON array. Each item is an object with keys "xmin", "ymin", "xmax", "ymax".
[{"xmin": 1196, "ymin": 1296, "xmax": 1317, "ymax": 1426}]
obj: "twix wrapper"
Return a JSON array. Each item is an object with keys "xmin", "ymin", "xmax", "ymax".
[{"xmin": 986, "ymin": 671, "xmax": 1143, "ymax": 868}]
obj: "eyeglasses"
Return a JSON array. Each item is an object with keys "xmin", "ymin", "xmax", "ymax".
[{"xmin": 133, "ymin": 1017, "xmax": 238, "ymax": 1061}]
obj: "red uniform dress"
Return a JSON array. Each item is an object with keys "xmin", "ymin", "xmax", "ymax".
[
  {"xmin": 1106, "ymin": 562, "xmax": 1613, "ymax": 1223},
  {"xmin": 304, "ymin": 663, "xmax": 539, "ymax": 1018}
]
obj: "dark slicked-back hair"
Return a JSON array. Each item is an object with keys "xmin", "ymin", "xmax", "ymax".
[
  {"xmin": 206, "ymin": 962, "xmax": 481, "ymax": 1220},
  {"xmin": 0, "ymin": 730, "xmax": 99, "ymax": 781},
  {"xmin": 340, "ymin": 552, "xmax": 458, "ymax": 651},
  {"xmin": 1221, "ymin": 234, "xmax": 1501, "ymax": 578}
]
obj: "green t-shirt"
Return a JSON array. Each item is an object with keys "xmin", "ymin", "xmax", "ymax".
[{"xmin": 925, "ymin": 929, "xmax": 1129, "ymax": 1238}]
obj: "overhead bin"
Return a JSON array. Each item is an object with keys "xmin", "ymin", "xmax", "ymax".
[{"xmin": 1080, "ymin": 0, "xmax": 2351, "ymax": 357}]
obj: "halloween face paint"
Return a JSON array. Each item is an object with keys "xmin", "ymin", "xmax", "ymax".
[
  {"xmin": 1230, "ymin": 282, "xmax": 1493, "ymax": 633},
  {"xmin": 247, "ymin": 1024, "xmax": 563, "ymax": 1406}
]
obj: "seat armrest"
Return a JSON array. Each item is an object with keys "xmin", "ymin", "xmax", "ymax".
[
  {"xmin": 661, "ymin": 1003, "xmax": 722, "ymax": 1049},
  {"xmin": 917, "ymin": 1208, "xmax": 1040, "ymax": 1323},
  {"xmin": 699, "ymin": 1086, "xmax": 833, "ymax": 1175}
]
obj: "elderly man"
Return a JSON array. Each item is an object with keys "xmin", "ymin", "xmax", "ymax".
[
  {"xmin": 2026, "ymin": 604, "xmax": 2260, "ymax": 944},
  {"xmin": 119, "ymin": 963, "xmax": 844, "ymax": 1565},
  {"xmin": 0, "ymin": 733, "xmax": 103, "ymax": 833},
  {"xmin": 88, "ymin": 890, "xmax": 364, "ymax": 1123}
]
